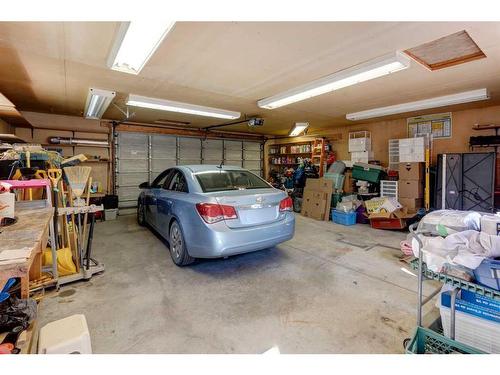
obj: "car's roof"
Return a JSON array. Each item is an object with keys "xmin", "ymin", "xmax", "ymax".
[{"xmin": 179, "ymin": 164, "xmax": 245, "ymax": 173}]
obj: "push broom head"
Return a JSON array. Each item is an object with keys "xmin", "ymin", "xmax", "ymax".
[{"xmin": 63, "ymin": 166, "xmax": 91, "ymax": 201}]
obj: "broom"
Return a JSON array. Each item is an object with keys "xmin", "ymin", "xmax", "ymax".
[
  {"xmin": 63, "ymin": 166, "xmax": 91, "ymax": 206},
  {"xmin": 64, "ymin": 166, "xmax": 91, "ymax": 269}
]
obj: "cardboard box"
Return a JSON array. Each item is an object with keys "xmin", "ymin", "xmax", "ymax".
[
  {"xmin": 305, "ymin": 178, "xmax": 334, "ymax": 192},
  {"xmin": 301, "ymin": 197, "xmax": 327, "ymax": 220},
  {"xmin": 398, "ymin": 162, "xmax": 424, "ymax": 181},
  {"xmin": 302, "ymin": 181, "xmax": 332, "ymax": 221},
  {"xmin": 398, "ymin": 197, "xmax": 423, "ymax": 211},
  {"xmin": 398, "ymin": 179, "xmax": 424, "ymax": 198}
]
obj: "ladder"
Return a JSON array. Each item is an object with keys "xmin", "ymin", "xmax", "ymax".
[{"xmin": 311, "ymin": 138, "xmax": 326, "ymax": 177}]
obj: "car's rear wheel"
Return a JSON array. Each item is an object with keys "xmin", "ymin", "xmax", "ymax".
[
  {"xmin": 137, "ymin": 200, "xmax": 146, "ymax": 226},
  {"xmin": 169, "ymin": 221, "xmax": 194, "ymax": 266}
]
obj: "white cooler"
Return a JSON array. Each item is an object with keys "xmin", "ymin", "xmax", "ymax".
[{"xmin": 38, "ymin": 314, "xmax": 92, "ymax": 354}]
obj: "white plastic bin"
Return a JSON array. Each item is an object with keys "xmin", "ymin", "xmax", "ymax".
[
  {"xmin": 38, "ymin": 314, "xmax": 92, "ymax": 354},
  {"xmin": 105, "ymin": 208, "xmax": 118, "ymax": 221}
]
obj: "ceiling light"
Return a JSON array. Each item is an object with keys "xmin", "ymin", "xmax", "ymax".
[
  {"xmin": 289, "ymin": 122, "xmax": 309, "ymax": 137},
  {"xmin": 108, "ymin": 21, "xmax": 175, "ymax": 75},
  {"xmin": 258, "ymin": 52, "xmax": 411, "ymax": 109},
  {"xmin": 346, "ymin": 88, "xmax": 489, "ymax": 121},
  {"xmin": 84, "ymin": 88, "xmax": 116, "ymax": 119},
  {"xmin": 126, "ymin": 94, "xmax": 241, "ymax": 120}
]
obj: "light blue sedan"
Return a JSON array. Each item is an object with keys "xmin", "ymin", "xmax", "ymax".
[{"xmin": 137, "ymin": 165, "xmax": 295, "ymax": 266}]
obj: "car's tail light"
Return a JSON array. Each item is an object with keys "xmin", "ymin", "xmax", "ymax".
[
  {"xmin": 279, "ymin": 197, "xmax": 293, "ymax": 212},
  {"xmin": 196, "ymin": 203, "xmax": 238, "ymax": 224}
]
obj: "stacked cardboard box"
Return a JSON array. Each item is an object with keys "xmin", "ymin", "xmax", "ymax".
[
  {"xmin": 398, "ymin": 162, "xmax": 424, "ymax": 212},
  {"xmin": 301, "ymin": 178, "xmax": 333, "ymax": 221}
]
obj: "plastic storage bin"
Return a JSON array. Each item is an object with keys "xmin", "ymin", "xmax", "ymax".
[
  {"xmin": 38, "ymin": 314, "xmax": 92, "ymax": 354},
  {"xmin": 473, "ymin": 258, "xmax": 500, "ymax": 291},
  {"xmin": 352, "ymin": 163, "xmax": 384, "ymax": 183},
  {"xmin": 331, "ymin": 210, "xmax": 357, "ymax": 226},
  {"xmin": 323, "ymin": 172, "xmax": 345, "ymax": 191},
  {"xmin": 104, "ymin": 208, "xmax": 118, "ymax": 221}
]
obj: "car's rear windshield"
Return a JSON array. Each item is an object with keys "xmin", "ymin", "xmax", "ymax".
[{"xmin": 195, "ymin": 170, "xmax": 271, "ymax": 193}]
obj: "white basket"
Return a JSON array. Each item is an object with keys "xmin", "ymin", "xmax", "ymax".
[{"xmin": 380, "ymin": 180, "xmax": 398, "ymax": 198}]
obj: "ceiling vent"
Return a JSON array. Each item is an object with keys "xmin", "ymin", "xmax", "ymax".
[{"xmin": 404, "ymin": 30, "xmax": 486, "ymax": 71}]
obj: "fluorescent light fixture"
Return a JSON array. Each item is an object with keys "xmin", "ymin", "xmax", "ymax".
[
  {"xmin": 108, "ymin": 21, "xmax": 175, "ymax": 75},
  {"xmin": 84, "ymin": 88, "xmax": 116, "ymax": 119},
  {"xmin": 126, "ymin": 94, "xmax": 241, "ymax": 120},
  {"xmin": 258, "ymin": 52, "xmax": 411, "ymax": 109},
  {"xmin": 289, "ymin": 122, "xmax": 309, "ymax": 137},
  {"xmin": 346, "ymin": 88, "xmax": 489, "ymax": 121}
]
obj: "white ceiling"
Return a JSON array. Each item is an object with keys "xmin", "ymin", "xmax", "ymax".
[{"xmin": 1, "ymin": 21, "xmax": 500, "ymax": 134}]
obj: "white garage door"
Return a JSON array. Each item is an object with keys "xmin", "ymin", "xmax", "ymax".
[{"xmin": 115, "ymin": 131, "xmax": 263, "ymax": 213}]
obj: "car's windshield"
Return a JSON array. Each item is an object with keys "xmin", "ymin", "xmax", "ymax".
[{"xmin": 195, "ymin": 170, "xmax": 271, "ymax": 193}]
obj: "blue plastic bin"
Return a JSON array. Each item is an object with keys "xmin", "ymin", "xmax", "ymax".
[
  {"xmin": 332, "ymin": 210, "xmax": 357, "ymax": 226},
  {"xmin": 473, "ymin": 258, "xmax": 500, "ymax": 291}
]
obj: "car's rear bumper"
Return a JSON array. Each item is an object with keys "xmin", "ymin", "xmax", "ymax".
[{"xmin": 185, "ymin": 212, "xmax": 295, "ymax": 258}]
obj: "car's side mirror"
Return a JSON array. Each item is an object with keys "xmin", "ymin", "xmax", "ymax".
[{"xmin": 139, "ymin": 181, "xmax": 150, "ymax": 189}]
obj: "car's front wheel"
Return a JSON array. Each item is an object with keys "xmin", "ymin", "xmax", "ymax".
[
  {"xmin": 169, "ymin": 221, "xmax": 195, "ymax": 266},
  {"xmin": 137, "ymin": 199, "xmax": 146, "ymax": 226}
]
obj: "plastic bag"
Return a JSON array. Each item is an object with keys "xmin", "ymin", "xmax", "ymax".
[
  {"xmin": 0, "ymin": 297, "xmax": 37, "ymax": 333},
  {"xmin": 417, "ymin": 210, "xmax": 482, "ymax": 237}
]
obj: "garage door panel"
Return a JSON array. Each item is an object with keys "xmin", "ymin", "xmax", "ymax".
[
  {"xmin": 203, "ymin": 160, "xmax": 223, "ymax": 165},
  {"xmin": 117, "ymin": 172, "xmax": 149, "ymax": 187},
  {"xmin": 243, "ymin": 160, "xmax": 261, "ymax": 170},
  {"xmin": 224, "ymin": 140, "xmax": 242, "ymax": 150},
  {"xmin": 118, "ymin": 186, "xmax": 141, "ymax": 203},
  {"xmin": 151, "ymin": 135, "xmax": 177, "ymax": 159},
  {"xmin": 225, "ymin": 160, "xmax": 243, "ymax": 168},
  {"xmin": 152, "ymin": 159, "xmax": 177, "ymax": 172},
  {"xmin": 243, "ymin": 150, "xmax": 261, "ymax": 160},
  {"xmin": 203, "ymin": 139, "xmax": 223, "ymax": 149},
  {"xmin": 225, "ymin": 149, "xmax": 242, "ymax": 160},
  {"xmin": 179, "ymin": 159, "xmax": 201, "ymax": 165},
  {"xmin": 117, "ymin": 132, "xmax": 262, "ymax": 212},
  {"xmin": 179, "ymin": 137, "xmax": 201, "ymax": 160},
  {"xmin": 118, "ymin": 133, "xmax": 148, "ymax": 159},
  {"xmin": 244, "ymin": 142, "xmax": 261, "ymax": 151},
  {"xmin": 203, "ymin": 148, "xmax": 223, "ymax": 160},
  {"xmin": 119, "ymin": 159, "xmax": 148, "ymax": 172}
]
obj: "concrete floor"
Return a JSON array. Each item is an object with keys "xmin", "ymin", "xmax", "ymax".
[{"xmin": 38, "ymin": 214, "xmax": 439, "ymax": 353}]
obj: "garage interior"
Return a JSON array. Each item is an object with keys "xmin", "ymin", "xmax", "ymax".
[{"xmin": 0, "ymin": 21, "xmax": 499, "ymax": 355}]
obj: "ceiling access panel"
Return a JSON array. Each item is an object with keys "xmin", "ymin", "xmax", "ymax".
[
  {"xmin": 435, "ymin": 153, "xmax": 462, "ymax": 210},
  {"xmin": 461, "ymin": 152, "xmax": 495, "ymax": 212}
]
